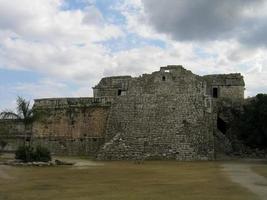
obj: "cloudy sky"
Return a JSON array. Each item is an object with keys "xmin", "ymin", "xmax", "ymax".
[{"xmin": 0, "ymin": 0, "xmax": 267, "ymax": 110}]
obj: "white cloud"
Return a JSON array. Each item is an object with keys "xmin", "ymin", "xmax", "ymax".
[
  {"xmin": 0, "ymin": 0, "xmax": 123, "ymax": 44},
  {"xmin": 82, "ymin": 6, "xmax": 104, "ymax": 25},
  {"xmin": 14, "ymin": 79, "xmax": 70, "ymax": 98},
  {"xmin": 0, "ymin": 0, "xmax": 266, "ymax": 110}
]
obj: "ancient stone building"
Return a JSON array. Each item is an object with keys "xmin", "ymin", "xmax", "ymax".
[
  {"xmin": 0, "ymin": 119, "xmax": 25, "ymax": 151},
  {"xmin": 95, "ymin": 66, "xmax": 215, "ymax": 160},
  {"xmin": 0, "ymin": 65, "xmax": 245, "ymax": 160},
  {"xmin": 30, "ymin": 98, "xmax": 109, "ymax": 155}
]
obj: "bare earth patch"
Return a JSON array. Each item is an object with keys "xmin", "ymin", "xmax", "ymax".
[
  {"xmin": 0, "ymin": 165, "xmax": 13, "ymax": 179},
  {"xmin": 223, "ymin": 162, "xmax": 267, "ymax": 200},
  {"xmin": 0, "ymin": 157, "xmax": 260, "ymax": 200}
]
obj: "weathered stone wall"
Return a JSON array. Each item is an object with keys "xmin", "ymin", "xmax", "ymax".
[
  {"xmin": 203, "ymin": 73, "xmax": 245, "ymax": 100},
  {"xmin": 203, "ymin": 73, "xmax": 245, "ymax": 156},
  {"xmin": 93, "ymin": 76, "xmax": 132, "ymax": 100},
  {"xmin": 0, "ymin": 119, "xmax": 26, "ymax": 152},
  {"xmin": 31, "ymin": 97, "xmax": 110, "ymax": 155},
  {"xmin": 97, "ymin": 66, "xmax": 215, "ymax": 160},
  {"xmin": 33, "ymin": 97, "xmax": 110, "ymax": 138},
  {"xmin": 1, "ymin": 65, "xmax": 247, "ymax": 159},
  {"xmin": 0, "ymin": 119, "xmax": 25, "ymax": 136},
  {"xmin": 0, "ymin": 137, "xmax": 25, "ymax": 152},
  {"xmin": 32, "ymin": 137, "xmax": 104, "ymax": 156},
  {"xmin": 218, "ymin": 86, "xmax": 244, "ymax": 100}
]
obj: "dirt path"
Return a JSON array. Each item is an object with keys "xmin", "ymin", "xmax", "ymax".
[{"xmin": 223, "ymin": 163, "xmax": 267, "ymax": 200}]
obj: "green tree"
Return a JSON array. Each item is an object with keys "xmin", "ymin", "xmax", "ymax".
[
  {"xmin": 233, "ymin": 94, "xmax": 267, "ymax": 149},
  {"xmin": 0, "ymin": 96, "xmax": 36, "ymax": 143}
]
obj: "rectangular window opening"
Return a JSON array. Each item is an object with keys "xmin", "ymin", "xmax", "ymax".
[
  {"xmin": 118, "ymin": 89, "xmax": 126, "ymax": 96},
  {"xmin": 212, "ymin": 87, "xmax": 218, "ymax": 98},
  {"xmin": 118, "ymin": 89, "xmax": 122, "ymax": 96}
]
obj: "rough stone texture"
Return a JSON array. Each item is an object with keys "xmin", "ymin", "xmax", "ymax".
[
  {"xmin": 203, "ymin": 73, "xmax": 245, "ymax": 100},
  {"xmin": 97, "ymin": 66, "xmax": 215, "ymax": 160},
  {"xmin": 33, "ymin": 98, "xmax": 110, "ymax": 138},
  {"xmin": 0, "ymin": 119, "xmax": 25, "ymax": 136},
  {"xmin": 93, "ymin": 76, "xmax": 132, "ymax": 102},
  {"xmin": 0, "ymin": 120, "xmax": 26, "ymax": 152},
  {"xmin": 32, "ymin": 137, "xmax": 104, "ymax": 156},
  {"xmin": 0, "ymin": 65, "xmax": 246, "ymax": 160},
  {"xmin": 31, "ymin": 98, "xmax": 110, "ymax": 155}
]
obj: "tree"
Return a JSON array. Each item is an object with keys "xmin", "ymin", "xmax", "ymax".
[
  {"xmin": 0, "ymin": 96, "xmax": 36, "ymax": 143},
  {"xmin": 232, "ymin": 94, "xmax": 267, "ymax": 150}
]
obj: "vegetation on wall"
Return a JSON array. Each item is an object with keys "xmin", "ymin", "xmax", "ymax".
[
  {"xmin": 231, "ymin": 94, "xmax": 267, "ymax": 150},
  {"xmin": 0, "ymin": 96, "xmax": 39, "ymax": 142}
]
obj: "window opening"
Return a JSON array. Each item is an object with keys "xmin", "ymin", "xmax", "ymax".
[{"xmin": 212, "ymin": 87, "xmax": 218, "ymax": 98}]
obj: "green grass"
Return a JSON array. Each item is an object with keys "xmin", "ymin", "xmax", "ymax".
[{"xmin": 0, "ymin": 160, "xmax": 259, "ymax": 200}]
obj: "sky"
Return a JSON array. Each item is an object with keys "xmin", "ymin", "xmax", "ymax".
[{"xmin": 0, "ymin": 0, "xmax": 267, "ymax": 110}]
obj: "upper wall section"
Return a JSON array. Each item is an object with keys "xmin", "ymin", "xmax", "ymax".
[
  {"xmin": 33, "ymin": 97, "xmax": 111, "ymax": 138},
  {"xmin": 93, "ymin": 65, "xmax": 207, "ymax": 97},
  {"xmin": 34, "ymin": 97, "xmax": 110, "ymax": 109},
  {"xmin": 130, "ymin": 65, "xmax": 206, "ymax": 96},
  {"xmin": 203, "ymin": 73, "xmax": 245, "ymax": 100},
  {"xmin": 92, "ymin": 65, "xmax": 245, "ymax": 102},
  {"xmin": 93, "ymin": 76, "xmax": 132, "ymax": 100}
]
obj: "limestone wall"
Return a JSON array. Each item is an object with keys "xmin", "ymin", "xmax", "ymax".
[
  {"xmin": 218, "ymin": 86, "xmax": 244, "ymax": 100},
  {"xmin": 97, "ymin": 66, "xmax": 215, "ymax": 160},
  {"xmin": 93, "ymin": 76, "xmax": 132, "ymax": 100},
  {"xmin": 32, "ymin": 137, "xmax": 104, "ymax": 156},
  {"xmin": 203, "ymin": 73, "xmax": 245, "ymax": 100},
  {"xmin": 0, "ymin": 119, "xmax": 26, "ymax": 152},
  {"xmin": 33, "ymin": 97, "xmax": 110, "ymax": 138},
  {"xmin": 0, "ymin": 119, "xmax": 25, "ymax": 136},
  {"xmin": 31, "ymin": 97, "xmax": 110, "ymax": 155},
  {"xmin": 1, "ymin": 65, "xmax": 247, "ymax": 158}
]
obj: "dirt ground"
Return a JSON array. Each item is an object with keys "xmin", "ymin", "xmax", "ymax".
[
  {"xmin": 223, "ymin": 162, "xmax": 267, "ymax": 200},
  {"xmin": 0, "ymin": 154, "xmax": 266, "ymax": 200}
]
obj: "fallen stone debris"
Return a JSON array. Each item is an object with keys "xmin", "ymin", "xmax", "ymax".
[{"xmin": 0, "ymin": 159, "xmax": 74, "ymax": 167}]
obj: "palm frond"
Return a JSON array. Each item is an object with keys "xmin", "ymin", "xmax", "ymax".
[
  {"xmin": 0, "ymin": 110, "xmax": 20, "ymax": 119},
  {"xmin": 16, "ymin": 96, "xmax": 32, "ymax": 118},
  {"xmin": 1, "ymin": 97, "xmax": 36, "ymax": 126}
]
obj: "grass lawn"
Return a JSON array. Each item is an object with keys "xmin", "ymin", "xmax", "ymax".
[{"xmin": 0, "ymin": 160, "xmax": 259, "ymax": 200}]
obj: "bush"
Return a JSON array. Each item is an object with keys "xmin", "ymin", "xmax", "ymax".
[
  {"xmin": 231, "ymin": 94, "xmax": 267, "ymax": 150},
  {"xmin": 15, "ymin": 145, "xmax": 35, "ymax": 162},
  {"xmin": 34, "ymin": 145, "xmax": 51, "ymax": 162},
  {"xmin": 15, "ymin": 145, "xmax": 51, "ymax": 162}
]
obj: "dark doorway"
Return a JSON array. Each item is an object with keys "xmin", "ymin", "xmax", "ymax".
[
  {"xmin": 217, "ymin": 117, "xmax": 227, "ymax": 134},
  {"xmin": 118, "ymin": 89, "xmax": 122, "ymax": 96},
  {"xmin": 162, "ymin": 76, "xmax": 166, "ymax": 81},
  {"xmin": 212, "ymin": 87, "xmax": 218, "ymax": 98}
]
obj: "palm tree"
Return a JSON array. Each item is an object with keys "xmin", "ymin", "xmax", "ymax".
[{"xmin": 0, "ymin": 96, "xmax": 35, "ymax": 144}]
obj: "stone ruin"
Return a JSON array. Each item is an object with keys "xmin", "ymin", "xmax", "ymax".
[{"xmin": 0, "ymin": 65, "xmax": 245, "ymax": 160}]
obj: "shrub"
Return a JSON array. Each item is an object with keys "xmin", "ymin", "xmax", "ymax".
[
  {"xmin": 15, "ymin": 145, "xmax": 35, "ymax": 162},
  {"xmin": 34, "ymin": 145, "xmax": 51, "ymax": 162},
  {"xmin": 15, "ymin": 145, "xmax": 51, "ymax": 162},
  {"xmin": 230, "ymin": 94, "xmax": 267, "ymax": 150}
]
